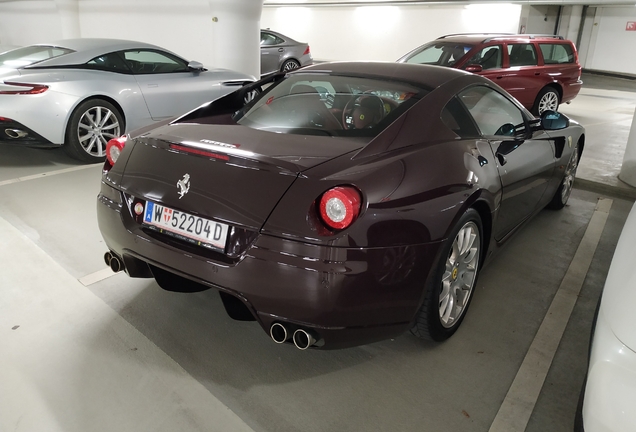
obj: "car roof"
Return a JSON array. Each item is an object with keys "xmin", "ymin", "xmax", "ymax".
[
  {"xmin": 432, "ymin": 33, "xmax": 568, "ymax": 44},
  {"xmin": 25, "ymin": 38, "xmax": 183, "ymax": 68},
  {"xmin": 296, "ymin": 61, "xmax": 473, "ymax": 90}
]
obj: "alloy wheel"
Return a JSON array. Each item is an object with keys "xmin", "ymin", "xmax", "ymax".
[
  {"xmin": 439, "ymin": 221, "xmax": 480, "ymax": 328},
  {"xmin": 538, "ymin": 91, "xmax": 559, "ymax": 114},
  {"xmin": 561, "ymin": 145, "xmax": 579, "ymax": 204},
  {"xmin": 283, "ymin": 61, "xmax": 300, "ymax": 71},
  {"xmin": 77, "ymin": 106, "xmax": 121, "ymax": 157}
]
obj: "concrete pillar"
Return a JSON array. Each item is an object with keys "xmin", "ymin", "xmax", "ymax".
[
  {"xmin": 208, "ymin": 0, "xmax": 264, "ymax": 79},
  {"xmin": 619, "ymin": 109, "xmax": 636, "ymax": 187},
  {"xmin": 55, "ymin": 0, "xmax": 80, "ymax": 39},
  {"xmin": 563, "ymin": 5, "xmax": 583, "ymax": 42}
]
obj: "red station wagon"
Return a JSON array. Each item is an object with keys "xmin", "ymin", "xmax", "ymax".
[{"xmin": 398, "ymin": 34, "xmax": 583, "ymax": 115}]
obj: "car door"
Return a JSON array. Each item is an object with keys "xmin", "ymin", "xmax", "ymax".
[
  {"xmin": 458, "ymin": 85, "xmax": 556, "ymax": 240},
  {"xmin": 121, "ymin": 49, "xmax": 222, "ymax": 120},
  {"xmin": 260, "ymin": 31, "xmax": 284, "ymax": 75},
  {"xmin": 496, "ymin": 43, "xmax": 543, "ymax": 108}
]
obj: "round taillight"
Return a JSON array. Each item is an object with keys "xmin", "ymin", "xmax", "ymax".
[
  {"xmin": 319, "ymin": 186, "xmax": 361, "ymax": 230},
  {"xmin": 106, "ymin": 136, "xmax": 127, "ymax": 166}
]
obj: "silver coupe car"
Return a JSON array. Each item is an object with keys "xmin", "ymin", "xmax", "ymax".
[{"xmin": 0, "ymin": 39, "xmax": 255, "ymax": 162}]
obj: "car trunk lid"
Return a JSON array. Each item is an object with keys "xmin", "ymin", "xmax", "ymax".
[{"xmin": 119, "ymin": 123, "xmax": 363, "ymax": 230}]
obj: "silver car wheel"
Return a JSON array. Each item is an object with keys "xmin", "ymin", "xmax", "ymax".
[
  {"xmin": 282, "ymin": 59, "xmax": 300, "ymax": 72},
  {"xmin": 538, "ymin": 90, "xmax": 559, "ymax": 114},
  {"xmin": 561, "ymin": 144, "xmax": 579, "ymax": 204},
  {"xmin": 439, "ymin": 221, "xmax": 480, "ymax": 328},
  {"xmin": 77, "ymin": 106, "xmax": 121, "ymax": 157}
]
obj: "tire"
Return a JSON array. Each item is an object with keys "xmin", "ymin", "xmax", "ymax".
[
  {"xmin": 281, "ymin": 59, "xmax": 300, "ymax": 72},
  {"xmin": 533, "ymin": 86, "xmax": 560, "ymax": 116},
  {"xmin": 411, "ymin": 208, "xmax": 482, "ymax": 342},
  {"xmin": 63, "ymin": 98, "xmax": 124, "ymax": 163},
  {"xmin": 547, "ymin": 143, "xmax": 580, "ymax": 210}
]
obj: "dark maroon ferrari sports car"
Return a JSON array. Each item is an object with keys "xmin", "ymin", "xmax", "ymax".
[{"xmin": 97, "ymin": 61, "xmax": 584, "ymax": 350}]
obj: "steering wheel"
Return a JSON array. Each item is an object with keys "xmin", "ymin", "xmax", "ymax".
[{"xmin": 342, "ymin": 94, "xmax": 386, "ymax": 130}]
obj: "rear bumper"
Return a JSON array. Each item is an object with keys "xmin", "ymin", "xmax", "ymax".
[
  {"xmin": 97, "ymin": 183, "xmax": 441, "ymax": 349},
  {"xmin": 561, "ymin": 79, "xmax": 583, "ymax": 104},
  {"xmin": 0, "ymin": 118, "xmax": 57, "ymax": 147}
]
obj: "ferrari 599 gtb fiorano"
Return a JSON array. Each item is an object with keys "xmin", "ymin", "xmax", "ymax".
[{"xmin": 97, "ymin": 62, "xmax": 583, "ymax": 349}]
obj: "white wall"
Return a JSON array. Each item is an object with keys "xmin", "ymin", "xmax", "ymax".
[
  {"xmin": 0, "ymin": 1, "xmax": 65, "ymax": 46},
  {"xmin": 586, "ymin": 6, "xmax": 636, "ymax": 75},
  {"xmin": 261, "ymin": 4, "xmax": 521, "ymax": 62},
  {"xmin": 0, "ymin": 0, "xmax": 264, "ymax": 78}
]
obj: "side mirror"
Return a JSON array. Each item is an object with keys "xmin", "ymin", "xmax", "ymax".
[
  {"xmin": 188, "ymin": 60, "xmax": 206, "ymax": 72},
  {"xmin": 540, "ymin": 110, "xmax": 569, "ymax": 130},
  {"xmin": 465, "ymin": 64, "xmax": 483, "ymax": 73}
]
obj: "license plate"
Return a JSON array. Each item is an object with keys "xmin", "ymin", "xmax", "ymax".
[{"xmin": 143, "ymin": 201, "xmax": 229, "ymax": 251}]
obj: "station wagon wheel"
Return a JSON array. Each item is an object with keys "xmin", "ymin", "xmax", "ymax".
[
  {"xmin": 281, "ymin": 59, "xmax": 300, "ymax": 72},
  {"xmin": 64, "ymin": 98, "xmax": 124, "ymax": 163},
  {"xmin": 411, "ymin": 208, "xmax": 482, "ymax": 341},
  {"xmin": 547, "ymin": 143, "xmax": 580, "ymax": 210},
  {"xmin": 533, "ymin": 87, "xmax": 560, "ymax": 115}
]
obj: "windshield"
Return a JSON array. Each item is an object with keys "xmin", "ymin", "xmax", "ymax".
[
  {"xmin": 403, "ymin": 42, "xmax": 473, "ymax": 67},
  {"xmin": 0, "ymin": 45, "xmax": 73, "ymax": 68},
  {"xmin": 234, "ymin": 74, "xmax": 425, "ymax": 137}
]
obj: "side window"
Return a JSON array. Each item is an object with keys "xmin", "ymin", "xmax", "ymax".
[
  {"xmin": 458, "ymin": 86, "xmax": 525, "ymax": 137},
  {"xmin": 261, "ymin": 32, "xmax": 284, "ymax": 46},
  {"xmin": 121, "ymin": 50, "xmax": 189, "ymax": 74},
  {"xmin": 464, "ymin": 45, "xmax": 502, "ymax": 70},
  {"xmin": 539, "ymin": 43, "xmax": 574, "ymax": 64},
  {"xmin": 85, "ymin": 52, "xmax": 131, "ymax": 73},
  {"xmin": 441, "ymin": 97, "xmax": 480, "ymax": 137},
  {"xmin": 508, "ymin": 43, "xmax": 538, "ymax": 67}
]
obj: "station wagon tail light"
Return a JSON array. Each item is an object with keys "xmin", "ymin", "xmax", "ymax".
[
  {"xmin": 105, "ymin": 136, "xmax": 127, "ymax": 167},
  {"xmin": 303, "ymin": 46, "xmax": 311, "ymax": 56},
  {"xmin": 0, "ymin": 81, "xmax": 49, "ymax": 95},
  {"xmin": 319, "ymin": 186, "xmax": 361, "ymax": 230}
]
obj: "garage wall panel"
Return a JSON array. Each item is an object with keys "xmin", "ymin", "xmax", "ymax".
[
  {"xmin": 78, "ymin": 1, "xmax": 218, "ymax": 68},
  {"xmin": 0, "ymin": 1, "xmax": 64, "ymax": 47},
  {"xmin": 261, "ymin": 4, "xmax": 521, "ymax": 62},
  {"xmin": 587, "ymin": 7, "xmax": 636, "ymax": 75}
]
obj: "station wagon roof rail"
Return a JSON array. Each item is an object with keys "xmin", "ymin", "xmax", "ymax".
[{"xmin": 483, "ymin": 34, "xmax": 565, "ymax": 42}]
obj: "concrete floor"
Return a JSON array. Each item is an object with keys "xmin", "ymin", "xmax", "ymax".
[{"xmin": 1, "ymin": 75, "xmax": 635, "ymax": 432}]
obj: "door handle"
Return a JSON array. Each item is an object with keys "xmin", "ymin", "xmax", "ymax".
[
  {"xmin": 278, "ymin": 48, "xmax": 284, "ymax": 52},
  {"xmin": 496, "ymin": 76, "xmax": 503, "ymax": 79}
]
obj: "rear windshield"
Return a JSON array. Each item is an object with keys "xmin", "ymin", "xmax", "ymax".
[
  {"xmin": 234, "ymin": 74, "xmax": 425, "ymax": 137},
  {"xmin": 0, "ymin": 45, "xmax": 73, "ymax": 68},
  {"xmin": 403, "ymin": 42, "xmax": 474, "ymax": 67}
]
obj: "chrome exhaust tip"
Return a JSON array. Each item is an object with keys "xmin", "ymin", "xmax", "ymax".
[
  {"xmin": 270, "ymin": 322, "xmax": 290, "ymax": 344},
  {"xmin": 104, "ymin": 251, "xmax": 113, "ymax": 267},
  {"xmin": 106, "ymin": 252, "xmax": 123, "ymax": 273},
  {"xmin": 110, "ymin": 257, "xmax": 122, "ymax": 273},
  {"xmin": 5, "ymin": 128, "xmax": 28, "ymax": 139},
  {"xmin": 293, "ymin": 329, "xmax": 317, "ymax": 350}
]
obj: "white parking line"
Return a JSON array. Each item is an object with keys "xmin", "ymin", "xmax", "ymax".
[
  {"xmin": 0, "ymin": 164, "xmax": 100, "ymax": 187},
  {"xmin": 78, "ymin": 267, "xmax": 117, "ymax": 287},
  {"xmin": 489, "ymin": 198, "xmax": 613, "ymax": 432}
]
